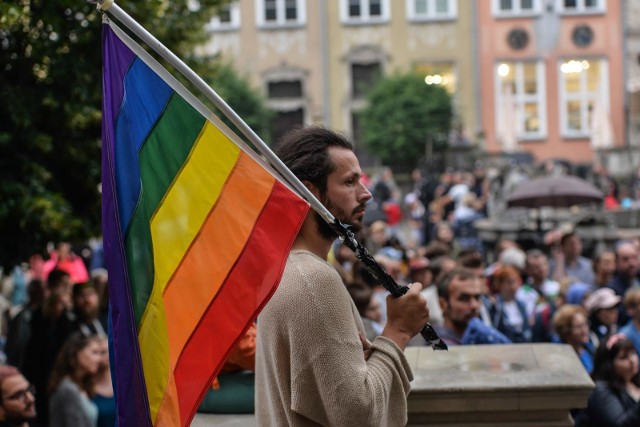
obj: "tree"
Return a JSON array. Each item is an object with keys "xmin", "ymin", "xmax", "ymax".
[
  {"xmin": 0, "ymin": 0, "xmax": 269, "ymax": 269},
  {"xmin": 359, "ymin": 72, "xmax": 453, "ymax": 171}
]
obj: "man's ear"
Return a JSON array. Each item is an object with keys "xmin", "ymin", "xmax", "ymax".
[{"xmin": 302, "ymin": 180, "xmax": 320, "ymax": 199}]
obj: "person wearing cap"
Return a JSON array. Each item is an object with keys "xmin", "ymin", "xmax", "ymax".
[
  {"xmin": 0, "ymin": 365, "xmax": 36, "ymax": 427},
  {"xmin": 585, "ymin": 287, "xmax": 621, "ymax": 346}
]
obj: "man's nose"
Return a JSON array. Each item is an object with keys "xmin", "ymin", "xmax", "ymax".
[{"xmin": 359, "ymin": 181, "xmax": 372, "ymax": 202}]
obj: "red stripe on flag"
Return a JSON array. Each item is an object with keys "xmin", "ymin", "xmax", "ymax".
[{"xmin": 173, "ymin": 182, "xmax": 309, "ymax": 425}]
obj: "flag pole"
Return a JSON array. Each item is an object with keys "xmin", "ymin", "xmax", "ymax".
[{"xmin": 96, "ymin": 0, "xmax": 446, "ymax": 350}]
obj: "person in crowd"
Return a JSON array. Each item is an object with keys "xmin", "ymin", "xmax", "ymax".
[
  {"xmin": 42, "ymin": 242, "xmax": 89, "ymax": 285},
  {"xmin": 199, "ymin": 324, "xmax": 257, "ymax": 415},
  {"xmin": 5, "ymin": 279, "xmax": 46, "ymax": 371},
  {"xmin": 48, "ymin": 333, "xmax": 102, "ymax": 427},
  {"xmin": 347, "ymin": 283, "xmax": 384, "ymax": 342},
  {"xmin": 585, "ymin": 287, "xmax": 621, "ymax": 346},
  {"xmin": 490, "ymin": 265, "xmax": 531, "ymax": 343},
  {"xmin": 518, "ymin": 249, "xmax": 560, "ymax": 320},
  {"xmin": 593, "ymin": 250, "xmax": 617, "ymax": 288},
  {"xmin": 23, "ymin": 271, "xmax": 76, "ymax": 426},
  {"xmin": 576, "ymin": 334, "xmax": 640, "ymax": 427},
  {"xmin": 620, "ymin": 288, "xmax": 640, "ymax": 357},
  {"xmin": 91, "ymin": 337, "xmax": 115, "ymax": 427},
  {"xmin": 432, "ymin": 222, "xmax": 455, "ymax": 255},
  {"xmin": 410, "ymin": 257, "xmax": 442, "ymax": 327},
  {"xmin": 0, "ymin": 365, "xmax": 36, "ymax": 427},
  {"xmin": 608, "ymin": 241, "xmax": 640, "ymax": 327},
  {"xmin": 549, "ymin": 232, "xmax": 595, "ymax": 286},
  {"xmin": 552, "ymin": 304, "xmax": 596, "ymax": 374},
  {"xmin": 457, "ymin": 249, "xmax": 493, "ymax": 327},
  {"xmin": 429, "ymin": 268, "xmax": 510, "ymax": 347},
  {"xmin": 255, "ymin": 126, "xmax": 430, "ymax": 426},
  {"xmin": 71, "ymin": 283, "xmax": 105, "ymax": 337}
]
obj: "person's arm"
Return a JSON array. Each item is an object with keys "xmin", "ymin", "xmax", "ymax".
[{"xmin": 287, "ymin": 266, "xmax": 428, "ymax": 427}]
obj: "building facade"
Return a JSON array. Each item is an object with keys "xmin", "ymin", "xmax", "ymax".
[
  {"xmin": 477, "ymin": 0, "xmax": 625, "ymax": 163},
  {"xmin": 202, "ymin": 0, "xmax": 628, "ymax": 166}
]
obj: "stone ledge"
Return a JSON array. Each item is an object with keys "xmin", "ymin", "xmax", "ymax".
[{"xmin": 406, "ymin": 343, "xmax": 594, "ymax": 426}]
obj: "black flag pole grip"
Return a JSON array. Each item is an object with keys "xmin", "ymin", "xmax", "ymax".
[{"xmin": 330, "ymin": 220, "xmax": 448, "ymax": 351}]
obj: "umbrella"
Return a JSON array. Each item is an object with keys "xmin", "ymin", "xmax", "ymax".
[{"xmin": 506, "ymin": 175, "xmax": 603, "ymax": 209}]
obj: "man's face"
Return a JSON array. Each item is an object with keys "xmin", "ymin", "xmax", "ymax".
[
  {"xmin": 318, "ymin": 147, "xmax": 372, "ymax": 236},
  {"xmin": 74, "ymin": 287, "xmax": 99, "ymax": 320},
  {"xmin": 526, "ymin": 256, "xmax": 548, "ymax": 283},
  {"xmin": 441, "ymin": 277, "xmax": 482, "ymax": 332},
  {"xmin": 562, "ymin": 235, "xmax": 582, "ymax": 259},
  {"xmin": 0, "ymin": 375, "xmax": 36, "ymax": 423},
  {"xmin": 617, "ymin": 243, "xmax": 639, "ymax": 278}
]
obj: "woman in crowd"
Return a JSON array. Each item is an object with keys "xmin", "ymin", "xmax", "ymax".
[
  {"xmin": 489, "ymin": 265, "xmax": 531, "ymax": 343},
  {"xmin": 552, "ymin": 304, "xmax": 596, "ymax": 374},
  {"xmin": 48, "ymin": 333, "xmax": 102, "ymax": 427},
  {"xmin": 92, "ymin": 337, "xmax": 115, "ymax": 427},
  {"xmin": 584, "ymin": 287, "xmax": 621, "ymax": 346},
  {"xmin": 593, "ymin": 250, "xmax": 617, "ymax": 288},
  {"xmin": 576, "ymin": 334, "xmax": 640, "ymax": 426}
]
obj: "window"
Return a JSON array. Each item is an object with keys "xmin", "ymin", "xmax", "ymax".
[
  {"xmin": 559, "ymin": 58, "xmax": 608, "ymax": 136},
  {"xmin": 268, "ymin": 81, "xmax": 303, "ymax": 98},
  {"xmin": 265, "ymin": 69, "xmax": 307, "ymax": 143},
  {"xmin": 556, "ymin": 0, "xmax": 605, "ymax": 14},
  {"xmin": 407, "ymin": 0, "xmax": 457, "ymax": 20},
  {"xmin": 256, "ymin": 0, "xmax": 306, "ymax": 28},
  {"xmin": 351, "ymin": 62, "xmax": 382, "ymax": 99},
  {"xmin": 495, "ymin": 61, "xmax": 547, "ymax": 142},
  {"xmin": 341, "ymin": 0, "xmax": 389, "ymax": 24},
  {"xmin": 270, "ymin": 109, "xmax": 304, "ymax": 144},
  {"xmin": 207, "ymin": 2, "xmax": 241, "ymax": 31},
  {"xmin": 492, "ymin": 0, "xmax": 540, "ymax": 17},
  {"xmin": 414, "ymin": 62, "xmax": 456, "ymax": 94}
]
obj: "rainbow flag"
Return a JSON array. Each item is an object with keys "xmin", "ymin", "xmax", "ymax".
[{"xmin": 101, "ymin": 24, "xmax": 309, "ymax": 427}]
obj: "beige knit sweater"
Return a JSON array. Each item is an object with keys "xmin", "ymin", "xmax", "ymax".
[{"xmin": 256, "ymin": 250, "xmax": 413, "ymax": 426}]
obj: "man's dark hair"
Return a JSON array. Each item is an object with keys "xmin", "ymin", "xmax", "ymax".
[
  {"xmin": 47, "ymin": 269, "xmax": 70, "ymax": 290},
  {"xmin": 437, "ymin": 267, "xmax": 475, "ymax": 301},
  {"xmin": 560, "ymin": 231, "xmax": 577, "ymax": 247},
  {"xmin": 0, "ymin": 365, "xmax": 20, "ymax": 404},
  {"xmin": 346, "ymin": 283, "xmax": 373, "ymax": 318},
  {"xmin": 274, "ymin": 126, "xmax": 354, "ymax": 196},
  {"xmin": 457, "ymin": 249, "xmax": 483, "ymax": 269}
]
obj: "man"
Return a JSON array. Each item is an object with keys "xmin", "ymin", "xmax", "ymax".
[
  {"xmin": 71, "ymin": 282, "xmax": 106, "ymax": 336},
  {"xmin": 549, "ymin": 231, "xmax": 595, "ymax": 285},
  {"xmin": 607, "ymin": 241, "xmax": 640, "ymax": 326},
  {"xmin": 518, "ymin": 249, "xmax": 560, "ymax": 320},
  {"xmin": 0, "ymin": 365, "xmax": 36, "ymax": 427},
  {"xmin": 434, "ymin": 268, "xmax": 510, "ymax": 346},
  {"xmin": 256, "ymin": 127, "xmax": 430, "ymax": 426}
]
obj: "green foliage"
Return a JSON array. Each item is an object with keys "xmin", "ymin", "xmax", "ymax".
[
  {"xmin": 360, "ymin": 72, "xmax": 453, "ymax": 170},
  {"xmin": 0, "ymin": 0, "xmax": 266, "ymax": 269}
]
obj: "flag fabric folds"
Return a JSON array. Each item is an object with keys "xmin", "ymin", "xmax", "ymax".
[{"xmin": 101, "ymin": 24, "xmax": 309, "ymax": 427}]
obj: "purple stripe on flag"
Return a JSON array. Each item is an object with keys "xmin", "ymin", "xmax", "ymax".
[{"xmin": 102, "ymin": 25, "xmax": 152, "ymax": 427}]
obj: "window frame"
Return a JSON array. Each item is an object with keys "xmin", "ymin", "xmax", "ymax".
[
  {"xmin": 255, "ymin": 0, "xmax": 307, "ymax": 29},
  {"xmin": 207, "ymin": 2, "xmax": 241, "ymax": 31},
  {"xmin": 558, "ymin": 57, "xmax": 609, "ymax": 138},
  {"xmin": 340, "ymin": 0, "xmax": 390, "ymax": 25},
  {"xmin": 406, "ymin": 0, "xmax": 458, "ymax": 21},
  {"xmin": 492, "ymin": 0, "xmax": 542, "ymax": 18},
  {"xmin": 494, "ymin": 59, "xmax": 548, "ymax": 141},
  {"xmin": 555, "ymin": 0, "xmax": 606, "ymax": 15}
]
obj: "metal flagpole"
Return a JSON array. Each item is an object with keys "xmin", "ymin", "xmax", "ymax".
[{"xmin": 96, "ymin": 0, "xmax": 446, "ymax": 350}]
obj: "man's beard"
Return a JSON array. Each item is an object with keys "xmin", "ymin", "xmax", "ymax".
[{"xmin": 316, "ymin": 193, "xmax": 366, "ymax": 240}]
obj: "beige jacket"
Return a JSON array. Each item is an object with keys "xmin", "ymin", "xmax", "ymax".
[{"xmin": 256, "ymin": 250, "xmax": 413, "ymax": 426}]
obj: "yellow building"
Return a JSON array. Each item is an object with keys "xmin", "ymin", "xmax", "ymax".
[{"xmin": 201, "ymin": 0, "xmax": 477, "ymax": 150}]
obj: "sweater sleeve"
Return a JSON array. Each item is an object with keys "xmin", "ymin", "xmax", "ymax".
[
  {"xmin": 49, "ymin": 383, "xmax": 91, "ymax": 427},
  {"xmin": 288, "ymin": 261, "xmax": 412, "ymax": 427},
  {"xmin": 586, "ymin": 382, "xmax": 640, "ymax": 427}
]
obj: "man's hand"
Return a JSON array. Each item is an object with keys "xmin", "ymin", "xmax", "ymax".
[{"xmin": 382, "ymin": 282, "xmax": 430, "ymax": 350}]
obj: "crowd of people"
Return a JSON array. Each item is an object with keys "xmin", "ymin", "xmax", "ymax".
[
  {"xmin": 0, "ymin": 242, "xmax": 112, "ymax": 427},
  {"xmin": 329, "ymin": 163, "xmax": 640, "ymax": 426},
  {"xmin": 3, "ymin": 151, "xmax": 640, "ymax": 425}
]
